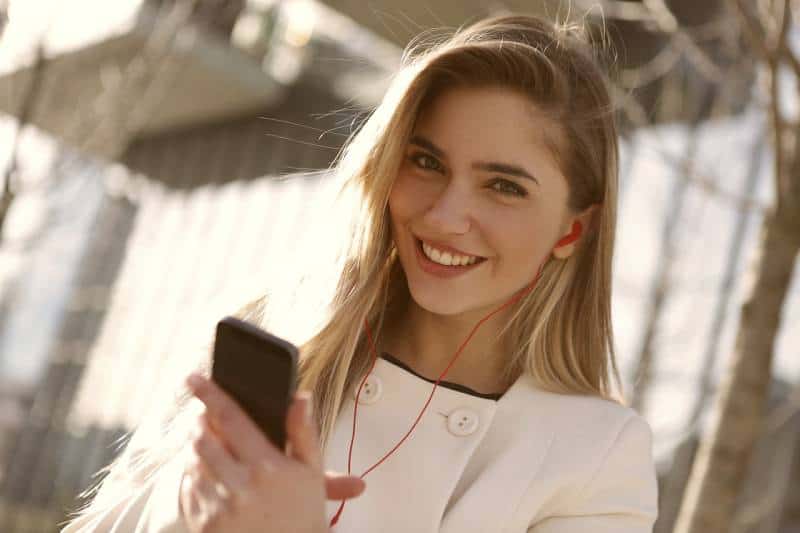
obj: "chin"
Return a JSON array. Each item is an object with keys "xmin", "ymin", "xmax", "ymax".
[{"xmin": 407, "ymin": 283, "xmax": 477, "ymax": 316}]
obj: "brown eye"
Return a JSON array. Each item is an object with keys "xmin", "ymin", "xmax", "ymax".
[
  {"xmin": 409, "ymin": 152, "xmax": 442, "ymax": 171},
  {"xmin": 489, "ymin": 178, "xmax": 528, "ymax": 197}
]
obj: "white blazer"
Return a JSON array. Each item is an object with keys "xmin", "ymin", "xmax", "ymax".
[{"xmin": 61, "ymin": 355, "xmax": 659, "ymax": 532}]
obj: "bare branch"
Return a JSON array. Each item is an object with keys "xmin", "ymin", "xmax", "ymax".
[
  {"xmin": 730, "ymin": 0, "xmax": 787, "ymax": 211},
  {"xmin": 777, "ymin": 1, "xmax": 800, "ymax": 79},
  {"xmin": 675, "ymin": 31, "xmax": 725, "ymax": 83},
  {"xmin": 572, "ymin": 0, "xmax": 655, "ymax": 23},
  {"xmin": 776, "ymin": 0, "xmax": 791, "ymax": 50},
  {"xmin": 642, "ymin": 0, "xmax": 679, "ymax": 33},
  {"xmin": 731, "ymin": 0, "xmax": 773, "ymax": 62},
  {"xmin": 780, "ymin": 45, "xmax": 800, "ymax": 78},
  {"xmin": 769, "ymin": 51, "xmax": 786, "ymax": 212},
  {"xmin": 619, "ymin": 45, "xmax": 682, "ymax": 89}
]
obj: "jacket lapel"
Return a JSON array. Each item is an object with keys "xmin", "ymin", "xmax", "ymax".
[{"xmin": 440, "ymin": 372, "xmax": 556, "ymax": 533}]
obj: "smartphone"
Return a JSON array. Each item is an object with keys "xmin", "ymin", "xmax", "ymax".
[{"xmin": 211, "ymin": 316, "xmax": 299, "ymax": 451}]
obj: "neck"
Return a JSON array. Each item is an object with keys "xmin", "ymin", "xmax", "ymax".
[{"xmin": 378, "ymin": 298, "xmax": 516, "ymax": 395}]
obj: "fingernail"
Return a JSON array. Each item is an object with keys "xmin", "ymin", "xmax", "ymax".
[{"xmin": 187, "ymin": 373, "xmax": 202, "ymax": 389}]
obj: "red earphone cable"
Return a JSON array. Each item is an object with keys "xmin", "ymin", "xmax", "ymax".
[
  {"xmin": 554, "ymin": 220, "xmax": 582, "ymax": 247},
  {"xmin": 328, "ymin": 256, "xmax": 551, "ymax": 527}
]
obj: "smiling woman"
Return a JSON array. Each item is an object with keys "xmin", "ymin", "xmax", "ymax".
[{"xmin": 60, "ymin": 11, "xmax": 658, "ymax": 533}]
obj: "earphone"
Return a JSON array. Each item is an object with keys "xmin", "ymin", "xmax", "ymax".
[
  {"xmin": 329, "ymin": 220, "xmax": 584, "ymax": 526},
  {"xmin": 554, "ymin": 220, "xmax": 583, "ymax": 248}
]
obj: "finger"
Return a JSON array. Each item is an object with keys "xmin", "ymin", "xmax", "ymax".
[
  {"xmin": 186, "ymin": 454, "xmax": 230, "ymax": 519},
  {"xmin": 192, "ymin": 413, "xmax": 252, "ymax": 497},
  {"xmin": 286, "ymin": 392, "xmax": 323, "ymax": 471},
  {"xmin": 187, "ymin": 373, "xmax": 286, "ymax": 468},
  {"xmin": 324, "ymin": 471, "xmax": 366, "ymax": 501},
  {"xmin": 180, "ymin": 468, "xmax": 204, "ymax": 522}
]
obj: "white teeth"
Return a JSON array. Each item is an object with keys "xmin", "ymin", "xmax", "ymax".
[{"xmin": 421, "ymin": 241, "xmax": 480, "ymax": 266}]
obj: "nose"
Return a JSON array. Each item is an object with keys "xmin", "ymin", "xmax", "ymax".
[{"xmin": 422, "ymin": 180, "xmax": 472, "ymax": 234}]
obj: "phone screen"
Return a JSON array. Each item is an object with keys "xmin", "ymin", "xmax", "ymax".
[{"xmin": 211, "ymin": 317, "xmax": 299, "ymax": 451}]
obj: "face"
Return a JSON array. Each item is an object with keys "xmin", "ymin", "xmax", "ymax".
[{"xmin": 388, "ymin": 86, "xmax": 577, "ymax": 318}]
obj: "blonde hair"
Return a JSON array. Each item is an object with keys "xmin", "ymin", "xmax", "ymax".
[
  {"xmin": 63, "ymin": 12, "xmax": 623, "ymax": 524},
  {"xmin": 295, "ymin": 13, "xmax": 624, "ymax": 449}
]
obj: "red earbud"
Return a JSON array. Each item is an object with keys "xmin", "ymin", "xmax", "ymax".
[{"xmin": 555, "ymin": 220, "xmax": 582, "ymax": 247}]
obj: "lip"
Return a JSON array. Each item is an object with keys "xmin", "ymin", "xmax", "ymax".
[
  {"xmin": 413, "ymin": 234, "xmax": 483, "ymax": 258},
  {"xmin": 413, "ymin": 237, "xmax": 487, "ymax": 278}
]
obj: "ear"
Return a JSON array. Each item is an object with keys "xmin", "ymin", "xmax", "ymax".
[{"xmin": 552, "ymin": 203, "xmax": 600, "ymax": 260}]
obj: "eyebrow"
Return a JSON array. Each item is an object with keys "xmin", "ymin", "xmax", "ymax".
[{"xmin": 409, "ymin": 134, "xmax": 540, "ymax": 185}]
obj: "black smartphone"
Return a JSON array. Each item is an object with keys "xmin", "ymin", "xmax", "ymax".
[{"xmin": 211, "ymin": 316, "xmax": 299, "ymax": 451}]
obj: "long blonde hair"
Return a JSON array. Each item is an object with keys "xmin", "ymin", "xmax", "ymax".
[
  {"xmin": 64, "ymin": 12, "xmax": 623, "ymax": 523},
  {"xmin": 293, "ymin": 13, "xmax": 624, "ymax": 451}
]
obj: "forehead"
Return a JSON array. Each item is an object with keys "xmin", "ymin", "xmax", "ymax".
[{"xmin": 412, "ymin": 86, "xmax": 565, "ymax": 169}]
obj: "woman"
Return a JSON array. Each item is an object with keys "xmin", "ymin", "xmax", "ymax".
[{"xmin": 61, "ymin": 12, "xmax": 658, "ymax": 533}]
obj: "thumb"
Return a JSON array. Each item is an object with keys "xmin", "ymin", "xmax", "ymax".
[
  {"xmin": 286, "ymin": 391, "xmax": 323, "ymax": 471},
  {"xmin": 324, "ymin": 471, "xmax": 366, "ymax": 501}
]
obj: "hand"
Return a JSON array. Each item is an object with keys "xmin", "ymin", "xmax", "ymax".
[{"xmin": 179, "ymin": 373, "xmax": 365, "ymax": 533}]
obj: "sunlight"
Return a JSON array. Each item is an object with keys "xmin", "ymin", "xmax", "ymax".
[{"xmin": 0, "ymin": 0, "xmax": 142, "ymax": 72}]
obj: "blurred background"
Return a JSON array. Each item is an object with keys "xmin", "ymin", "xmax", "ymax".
[{"xmin": 0, "ymin": 0, "xmax": 797, "ymax": 532}]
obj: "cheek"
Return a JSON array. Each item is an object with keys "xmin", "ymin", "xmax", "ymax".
[
  {"xmin": 388, "ymin": 178, "xmax": 413, "ymax": 246},
  {"xmin": 489, "ymin": 215, "xmax": 551, "ymax": 268},
  {"xmin": 496, "ymin": 229, "xmax": 529, "ymax": 263},
  {"xmin": 387, "ymin": 182, "xmax": 405, "ymax": 228},
  {"xmin": 389, "ymin": 172, "xmax": 427, "ymax": 222}
]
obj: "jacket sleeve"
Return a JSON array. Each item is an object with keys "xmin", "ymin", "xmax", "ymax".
[
  {"xmin": 528, "ymin": 414, "xmax": 659, "ymax": 533},
  {"xmin": 59, "ymin": 445, "xmax": 191, "ymax": 533}
]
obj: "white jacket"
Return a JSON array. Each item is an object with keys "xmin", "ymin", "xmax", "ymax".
[{"xmin": 61, "ymin": 354, "xmax": 659, "ymax": 532}]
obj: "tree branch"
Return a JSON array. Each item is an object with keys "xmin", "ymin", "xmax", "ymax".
[
  {"xmin": 769, "ymin": 53, "xmax": 785, "ymax": 212},
  {"xmin": 731, "ymin": 0, "xmax": 773, "ymax": 61},
  {"xmin": 642, "ymin": 0, "xmax": 679, "ymax": 33}
]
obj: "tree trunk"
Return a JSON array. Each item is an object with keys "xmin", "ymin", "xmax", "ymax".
[{"xmin": 674, "ymin": 203, "xmax": 800, "ymax": 532}]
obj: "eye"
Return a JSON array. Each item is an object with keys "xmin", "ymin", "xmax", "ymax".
[
  {"xmin": 489, "ymin": 178, "xmax": 528, "ymax": 197},
  {"xmin": 408, "ymin": 152, "xmax": 443, "ymax": 172}
]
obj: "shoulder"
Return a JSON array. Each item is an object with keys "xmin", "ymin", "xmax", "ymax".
[
  {"xmin": 512, "ymin": 377, "xmax": 652, "ymax": 457},
  {"xmin": 546, "ymin": 390, "xmax": 650, "ymax": 453},
  {"xmin": 510, "ymin": 383, "xmax": 657, "ymax": 519},
  {"xmin": 546, "ymin": 394, "xmax": 655, "ymax": 494}
]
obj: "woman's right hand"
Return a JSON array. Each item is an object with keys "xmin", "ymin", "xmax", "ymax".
[
  {"xmin": 179, "ymin": 463, "xmax": 364, "ymax": 525},
  {"xmin": 178, "ymin": 405, "xmax": 365, "ymax": 531}
]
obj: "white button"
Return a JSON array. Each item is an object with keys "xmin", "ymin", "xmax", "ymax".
[
  {"xmin": 447, "ymin": 408, "xmax": 480, "ymax": 436},
  {"xmin": 353, "ymin": 374, "xmax": 382, "ymax": 404}
]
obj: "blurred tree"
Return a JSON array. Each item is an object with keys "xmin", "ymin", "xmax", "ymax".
[
  {"xmin": 614, "ymin": 0, "xmax": 755, "ymax": 414},
  {"xmin": 674, "ymin": 1, "xmax": 800, "ymax": 532}
]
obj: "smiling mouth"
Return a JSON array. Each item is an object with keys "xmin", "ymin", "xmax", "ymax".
[{"xmin": 414, "ymin": 237, "xmax": 488, "ymax": 268}]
